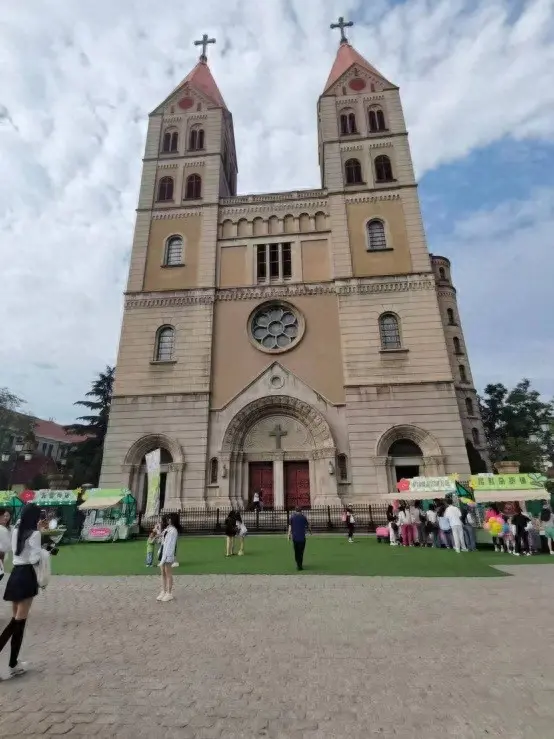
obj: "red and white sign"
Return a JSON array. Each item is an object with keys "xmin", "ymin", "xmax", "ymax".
[{"xmin": 88, "ymin": 527, "xmax": 112, "ymax": 539}]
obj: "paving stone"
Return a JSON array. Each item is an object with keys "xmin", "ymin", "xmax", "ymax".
[{"xmin": 0, "ymin": 568, "xmax": 553, "ymax": 736}]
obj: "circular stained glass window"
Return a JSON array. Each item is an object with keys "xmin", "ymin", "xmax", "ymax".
[{"xmin": 249, "ymin": 303, "xmax": 302, "ymax": 353}]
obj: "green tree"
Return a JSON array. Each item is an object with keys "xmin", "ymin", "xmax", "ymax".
[
  {"xmin": 65, "ymin": 366, "xmax": 115, "ymax": 487},
  {"xmin": 0, "ymin": 388, "xmax": 32, "ymax": 453},
  {"xmin": 479, "ymin": 379, "xmax": 554, "ymax": 471}
]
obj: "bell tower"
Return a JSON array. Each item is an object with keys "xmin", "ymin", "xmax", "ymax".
[{"xmin": 100, "ymin": 36, "xmax": 236, "ymax": 506}]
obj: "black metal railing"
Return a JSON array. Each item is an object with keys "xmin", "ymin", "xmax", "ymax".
[{"xmin": 139, "ymin": 504, "xmax": 390, "ymax": 536}]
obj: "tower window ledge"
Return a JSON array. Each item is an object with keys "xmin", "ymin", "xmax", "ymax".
[
  {"xmin": 367, "ymin": 247, "xmax": 394, "ymax": 253},
  {"xmin": 375, "ymin": 178, "xmax": 397, "ymax": 185},
  {"xmin": 380, "ymin": 348, "xmax": 409, "ymax": 355},
  {"xmin": 161, "ymin": 263, "xmax": 185, "ymax": 269},
  {"xmin": 150, "ymin": 360, "xmax": 177, "ymax": 366},
  {"xmin": 345, "ymin": 181, "xmax": 366, "ymax": 187},
  {"xmin": 454, "ymin": 350, "xmax": 465, "ymax": 356}
]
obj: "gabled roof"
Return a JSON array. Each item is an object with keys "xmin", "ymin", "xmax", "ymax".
[
  {"xmin": 323, "ymin": 42, "xmax": 393, "ymax": 94},
  {"xmin": 162, "ymin": 59, "xmax": 227, "ymax": 111}
]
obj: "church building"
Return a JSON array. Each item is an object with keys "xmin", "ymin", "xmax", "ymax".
[{"xmin": 99, "ymin": 21, "xmax": 487, "ymax": 509}]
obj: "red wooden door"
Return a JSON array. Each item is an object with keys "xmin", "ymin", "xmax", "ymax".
[
  {"xmin": 249, "ymin": 463, "xmax": 274, "ymax": 508},
  {"xmin": 285, "ymin": 462, "xmax": 311, "ymax": 509}
]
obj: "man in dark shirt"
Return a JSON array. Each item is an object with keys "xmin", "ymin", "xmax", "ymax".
[
  {"xmin": 512, "ymin": 508, "xmax": 531, "ymax": 556},
  {"xmin": 288, "ymin": 507, "xmax": 310, "ymax": 571}
]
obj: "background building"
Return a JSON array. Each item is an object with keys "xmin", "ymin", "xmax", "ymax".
[{"xmin": 100, "ymin": 27, "xmax": 487, "ymax": 509}]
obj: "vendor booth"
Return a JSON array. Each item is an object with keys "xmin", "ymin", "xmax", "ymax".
[
  {"xmin": 79, "ymin": 489, "xmax": 138, "ymax": 542},
  {"xmin": 393, "ymin": 475, "xmax": 458, "ymax": 502}
]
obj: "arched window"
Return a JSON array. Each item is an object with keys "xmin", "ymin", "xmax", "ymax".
[
  {"xmin": 188, "ymin": 127, "xmax": 205, "ymax": 151},
  {"xmin": 472, "ymin": 428, "xmax": 480, "ymax": 445},
  {"xmin": 379, "ymin": 313, "xmax": 402, "ymax": 350},
  {"xmin": 439, "ymin": 267, "xmax": 446, "ymax": 280},
  {"xmin": 453, "ymin": 337, "xmax": 462, "ymax": 354},
  {"xmin": 465, "ymin": 397, "xmax": 474, "ymax": 415},
  {"xmin": 447, "ymin": 308, "xmax": 456, "ymax": 325},
  {"xmin": 368, "ymin": 107, "xmax": 386, "ymax": 132},
  {"xmin": 164, "ymin": 235, "xmax": 183, "ymax": 266},
  {"xmin": 345, "ymin": 158, "xmax": 363, "ymax": 185},
  {"xmin": 367, "ymin": 219, "xmax": 387, "ymax": 250},
  {"xmin": 154, "ymin": 326, "xmax": 175, "ymax": 362},
  {"xmin": 337, "ymin": 454, "xmax": 348, "ymax": 482},
  {"xmin": 374, "ymin": 155, "xmax": 393, "ymax": 182},
  {"xmin": 157, "ymin": 176, "xmax": 174, "ymax": 202},
  {"xmin": 389, "ymin": 439, "xmax": 422, "ymax": 457},
  {"xmin": 185, "ymin": 174, "xmax": 202, "ymax": 199},
  {"xmin": 339, "ymin": 110, "xmax": 358, "ymax": 135},
  {"xmin": 459, "ymin": 364, "xmax": 468, "ymax": 383},
  {"xmin": 209, "ymin": 457, "xmax": 218, "ymax": 484},
  {"xmin": 162, "ymin": 129, "xmax": 178, "ymax": 153}
]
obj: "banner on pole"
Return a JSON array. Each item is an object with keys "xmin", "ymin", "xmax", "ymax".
[{"xmin": 145, "ymin": 449, "xmax": 161, "ymax": 517}]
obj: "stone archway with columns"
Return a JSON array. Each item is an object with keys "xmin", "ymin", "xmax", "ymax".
[
  {"xmin": 374, "ymin": 425, "xmax": 446, "ymax": 494},
  {"xmin": 123, "ymin": 434, "xmax": 185, "ymax": 508},
  {"xmin": 218, "ymin": 395, "xmax": 340, "ymax": 507}
]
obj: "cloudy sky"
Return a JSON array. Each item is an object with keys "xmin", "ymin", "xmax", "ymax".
[{"xmin": 1, "ymin": 0, "xmax": 553, "ymax": 423}]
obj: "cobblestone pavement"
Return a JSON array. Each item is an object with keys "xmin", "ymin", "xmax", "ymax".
[{"xmin": 0, "ymin": 566, "xmax": 553, "ymax": 738}]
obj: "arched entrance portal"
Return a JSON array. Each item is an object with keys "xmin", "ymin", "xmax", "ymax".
[
  {"xmin": 123, "ymin": 434, "xmax": 184, "ymax": 510},
  {"xmin": 376, "ymin": 425, "xmax": 445, "ymax": 493},
  {"xmin": 219, "ymin": 396, "xmax": 338, "ymax": 508},
  {"xmin": 388, "ymin": 439, "xmax": 423, "ymax": 483}
]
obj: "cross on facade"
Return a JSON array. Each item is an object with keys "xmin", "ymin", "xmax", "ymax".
[
  {"xmin": 269, "ymin": 423, "xmax": 288, "ymax": 450},
  {"xmin": 330, "ymin": 16, "xmax": 354, "ymax": 44},
  {"xmin": 194, "ymin": 33, "xmax": 216, "ymax": 61}
]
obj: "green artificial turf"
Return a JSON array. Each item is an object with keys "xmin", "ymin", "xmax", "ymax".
[{"xmin": 47, "ymin": 536, "xmax": 554, "ymax": 578}]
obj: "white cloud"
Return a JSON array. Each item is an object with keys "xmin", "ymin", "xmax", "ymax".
[
  {"xmin": 0, "ymin": 0, "xmax": 553, "ymax": 420},
  {"xmin": 441, "ymin": 187, "xmax": 554, "ymax": 396}
]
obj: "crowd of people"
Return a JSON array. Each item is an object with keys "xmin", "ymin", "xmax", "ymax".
[{"xmin": 385, "ymin": 498, "xmax": 554, "ymax": 556}]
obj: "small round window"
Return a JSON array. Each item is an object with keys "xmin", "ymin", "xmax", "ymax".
[{"xmin": 249, "ymin": 302, "xmax": 304, "ymax": 354}]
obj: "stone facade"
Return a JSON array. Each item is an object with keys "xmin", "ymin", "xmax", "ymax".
[{"xmin": 100, "ymin": 38, "xmax": 485, "ymax": 508}]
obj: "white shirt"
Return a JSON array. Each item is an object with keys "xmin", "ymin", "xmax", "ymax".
[
  {"xmin": 253, "ymin": 493, "xmax": 260, "ymax": 503},
  {"xmin": 12, "ymin": 529, "xmax": 42, "ymax": 566},
  {"xmin": 397, "ymin": 510, "xmax": 412, "ymax": 525},
  {"xmin": 409, "ymin": 506, "xmax": 421, "ymax": 522},
  {"xmin": 160, "ymin": 526, "xmax": 178, "ymax": 565},
  {"xmin": 426, "ymin": 510, "xmax": 437, "ymax": 524},
  {"xmin": 0, "ymin": 525, "xmax": 12, "ymax": 574},
  {"xmin": 445, "ymin": 505, "xmax": 463, "ymax": 527}
]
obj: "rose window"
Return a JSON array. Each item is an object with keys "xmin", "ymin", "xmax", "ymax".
[{"xmin": 250, "ymin": 305, "xmax": 300, "ymax": 351}]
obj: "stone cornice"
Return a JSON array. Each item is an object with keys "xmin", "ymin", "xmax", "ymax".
[
  {"xmin": 344, "ymin": 192, "xmax": 401, "ymax": 205},
  {"xmin": 183, "ymin": 160, "xmax": 205, "ymax": 168},
  {"xmin": 124, "ymin": 275, "xmax": 437, "ymax": 309},
  {"xmin": 220, "ymin": 189, "xmax": 327, "ymax": 207},
  {"xmin": 437, "ymin": 287, "xmax": 458, "ymax": 298},
  {"xmin": 151, "ymin": 210, "xmax": 202, "ymax": 219},
  {"xmin": 369, "ymin": 141, "xmax": 393, "ymax": 149},
  {"xmin": 219, "ymin": 201, "xmax": 328, "ymax": 217},
  {"xmin": 340, "ymin": 143, "xmax": 364, "ymax": 152}
]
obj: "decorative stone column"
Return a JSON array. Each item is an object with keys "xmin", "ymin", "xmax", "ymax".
[
  {"xmin": 166, "ymin": 462, "xmax": 186, "ymax": 508},
  {"xmin": 273, "ymin": 454, "xmax": 284, "ymax": 508}
]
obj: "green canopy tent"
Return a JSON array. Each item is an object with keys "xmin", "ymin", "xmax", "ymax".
[{"xmin": 79, "ymin": 489, "xmax": 138, "ymax": 542}]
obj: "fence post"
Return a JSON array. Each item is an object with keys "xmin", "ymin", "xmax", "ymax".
[
  {"xmin": 255, "ymin": 508, "xmax": 259, "ymax": 531},
  {"xmin": 368, "ymin": 504, "xmax": 374, "ymax": 533},
  {"xmin": 215, "ymin": 508, "xmax": 220, "ymax": 534},
  {"xmin": 327, "ymin": 505, "xmax": 332, "ymax": 531}
]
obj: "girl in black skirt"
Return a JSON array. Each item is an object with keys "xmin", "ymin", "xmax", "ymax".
[{"xmin": 0, "ymin": 503, "xmax": 43, "ymax": 677}]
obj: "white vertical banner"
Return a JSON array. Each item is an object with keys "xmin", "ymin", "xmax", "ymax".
[{"xmin": 145, "ymin": 449, "xmax": 161, "ymax": 517}]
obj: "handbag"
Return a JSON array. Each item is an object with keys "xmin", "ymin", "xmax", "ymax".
[{"xmin": 34, "ymin": 549, "xmax": 51, "ymax": 589}]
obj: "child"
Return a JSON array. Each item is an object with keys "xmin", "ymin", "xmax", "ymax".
[
  {"xmin": 501, "ymin": 516, "xmax": 515, "ymax": 554},
  {"xmin": 146, "ymin": 525, "xmax": 159, "ymax": 567},
  {"xmin": 157, "ymin": 513, "xmax": 179, "ymax": 602},
  {"xmin": 236, "ymin": 513, "xmax": 247, "ymax": 556}
]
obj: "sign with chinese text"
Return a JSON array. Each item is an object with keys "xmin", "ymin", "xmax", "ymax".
[
  {"xmin": 470, "ymin": 473, "xmax": 547, "ymax": 492},
  {"xmin": 397, "ymin": 476, "xmax": 457, "ymax": 494},
  {"xmin": 20, "ymin": 490, "xmax": 77, "ymax": 506}
]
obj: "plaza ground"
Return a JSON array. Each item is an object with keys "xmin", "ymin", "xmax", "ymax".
[
  {"xmin": 49, "ymin": 535, "xmax": 554, "ymax": 578},
  {"xmin": 1, "ymin": 544, "xmax": 554, "ymax": 737}
]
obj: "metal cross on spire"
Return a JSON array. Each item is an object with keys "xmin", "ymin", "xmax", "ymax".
[
  {"xmin": 194, "ymin": 33, "xmax": 216, "ymax": 62},
  {"xmin": 330, "ymin": 16, "xmax": 353, "ymax": 45}
]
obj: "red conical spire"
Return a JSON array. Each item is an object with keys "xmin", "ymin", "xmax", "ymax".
[
  {"xmin": 180, "ymin": 59, "xmax": 227, "ymax": 108},
  {"xmin": 323, "ymin": 42, "xmax": 393, "ymax": 94}
]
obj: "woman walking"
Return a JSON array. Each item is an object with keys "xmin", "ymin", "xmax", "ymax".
[
  {"xmin": 343, "ymin": 506, "xmax": 355, "ymax": 543},
  {"xmin": 157, "ymin": 513, "xmax": 179, "ymax": 602},
  {"xmin": 235, "ymin": 512, "xmax": 247, "ymax": 556},
  {"xmin": 0, "ymin": 503, "xmax": 43, "ymax": 677}
]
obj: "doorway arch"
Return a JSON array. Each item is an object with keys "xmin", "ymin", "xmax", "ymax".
[{"xmin": 123, "ymin": 434, "xmax": 184, "ymax": 510}]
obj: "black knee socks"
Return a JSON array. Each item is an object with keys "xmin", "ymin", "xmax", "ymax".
[
  {"xmin": 0, "ymin": 618, "xmax": 16, "ymax": 653},
  {"xmin": 9, "ymin": 619, "xmax": 26, "ymax": 669}
]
